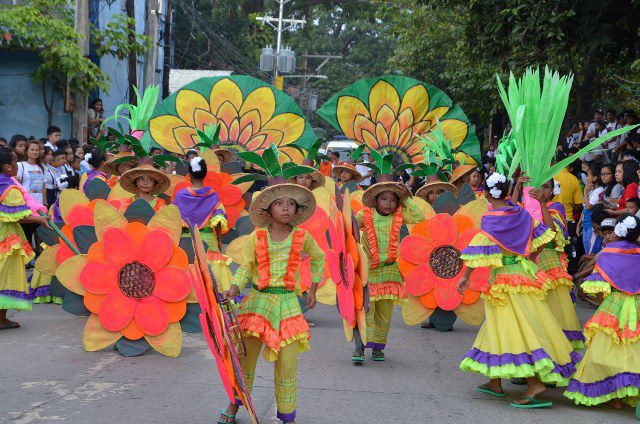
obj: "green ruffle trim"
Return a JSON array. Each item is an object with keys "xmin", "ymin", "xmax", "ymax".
[
  {"xmin": 33, "ymin": 296, "xmax": 63, "ymax": 305},
  {"xmin": 564, "ymin": 386, "xmax": 640, "ymax": 407},
  {"xmin": 460, "ymin": 357, "xmax": 571, "ymax": 386},
  {"xmin": 531, "ymin": 227, "xmax": 556, "ymax": 252},
  {"xmin": 0, "ymin": 295, "xmax": 32, "ymax": 310},
  {"xmin": 460, "ymin": 253, "xmax": 503, "ymax": 269},
  {"xmin": 581, "ymin": 280, "xmax": 611, "ymax": 295},
  {"xmin": 0, "ymin": 208, "xmax": 32, "ymax": 223},
  {"xmin": 369, "ymin": 294, "xmax": 408, "ymax": 303},
  {"xmin": 570, "ymin": 340, "xmax": 586, "ymax": 351}
]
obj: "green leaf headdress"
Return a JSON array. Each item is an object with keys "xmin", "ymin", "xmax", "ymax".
[
  {"xmin": 411, "ymin": 120, "xmax": 457, "ymax": 181},
  {"xmin": 351, "ymin": 145, "xmax": 414, "ymax": 179},
  {"xmin": 102, "ymin": 126, "xmax": 183, "ymax": 169},
  {"xmin": 232, "ymin": 143, "xmax": 315, "ymax": 186},
  {"xmin": 103, "ymin": 84, "xmax": 160, "ymax": 132},
  {"xmin": 497, "ymin": 66, "xmax": 638, "ymax": 186}
]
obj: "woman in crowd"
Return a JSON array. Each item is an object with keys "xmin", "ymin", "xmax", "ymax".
[{"xmin": 607, "ymin": 160, "xmax": 639, "ymax": 215}]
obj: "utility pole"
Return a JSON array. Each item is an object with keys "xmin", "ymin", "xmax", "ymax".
[
  {"xmin": 126, "ymin": 0, "xmax": 137, "ymax": 104},
  {"xmin": 71, "ymin": 0, "xmax": 89, "ymax": 141},
  {"xmin": 256, "ymin": 0, "xmax": 305, "ymax": 84},
  {"xmin": 143, "ymin": 0, "xmax": 159, "ymax": 88},
  {"xmin": 162, "ymin": 0, "xmax": 172, "ymax": 98}
]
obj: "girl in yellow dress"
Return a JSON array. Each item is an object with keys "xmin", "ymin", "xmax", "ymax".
[
  {"xmin": 0, "ymin": 148, "xmax": 49, "ymax": 329},
  {"xmin": 458, "ymin": 172, "xmax": 579, "ymax": 408}
]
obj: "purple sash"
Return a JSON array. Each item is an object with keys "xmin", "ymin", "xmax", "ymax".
[
  {"xmin": 0, "ymin": 174, "xmax": 30, "ymax": 215},
  {"xmin": 595, "ymin": 240, "xmax": 640, "ymax": 295},
  {"xmin": 173, "ymin": 186, "xmax": 226, "ymax": 227},
  {"xmin": 481, "ymin": 201, "xmax": 540, "ymax": 255}
]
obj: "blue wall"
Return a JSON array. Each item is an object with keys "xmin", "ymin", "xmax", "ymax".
[{"xmin": 0, "ymin": 51, "xmax": 72, "ymax": 140}]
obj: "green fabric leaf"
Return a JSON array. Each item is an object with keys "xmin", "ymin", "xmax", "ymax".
[
  {"xmin": 368, "ymin": 148, "xmax": 384, "ymax": 170},
  {"xmin": 110, "ymin": 156, "xmax": 138, "ymax": 165},
  {"xmin": 153, "ymin": 154, "xmax": 182, "ymax": 168},
  {"xmin": 262, "ymin": 143, "xmax": 282, "ymax": 177},
  {"xmin": 351, "ymin": 145, "xmax": 366, "ymax": 161},
  {"xmin": 85, "ymin": 179, "xmax": 111, "ymax": 200},
  {"xmin": 381, "ymin": 153, "xmax": 394, "ymax": 174},
  {"xmin": 236, "ymin": 151, "xmax": 268, "ymax": 173},
  {"xmin": 357, "ymin": 162, "xmax": 381, "ymax": 175},
  {"xmin": 282, "ymin": 165, "xmax": 315, "ymax": 180},
  {"xmin": 393, "ymin": 163, "xmax": 415, "ymax": 175},
  {"xmin": 306, "ymin": 139, "xmax": 323, "ymax": 161},
  {"xmin": 232, "ymin": 174, "xmax": 265, "ymax": 185}
]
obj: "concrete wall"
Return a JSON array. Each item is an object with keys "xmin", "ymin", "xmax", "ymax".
[{"xmin": 0, "ymin": 51, "xmax": 72, "ymax": 140}]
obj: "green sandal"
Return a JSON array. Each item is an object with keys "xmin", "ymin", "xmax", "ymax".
[
  {"xmin": 476, "ymin": 383, "xmax": 506, "ymax": 397},
  {"xmin": 510, "ymin": 396, "xmax": 552, "ymax": 409},
  {"xmin": 217, "ymin": 409, "xmax": 236, "ymax": 424},
  {"xmin": 351, "ymin": 350, "xmax": 365, "ymax": 363},
  {"xmin": 372, "ymin": 349, "xmax": 385, "ymax": 361}
]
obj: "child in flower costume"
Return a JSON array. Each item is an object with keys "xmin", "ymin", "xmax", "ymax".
[
  {"xmin": 333, "ymin": 163, "xmax": 362, "ymax": 195},
  {"xmin": 219, "ymin": 147, "xmax": 324, "ymax": 424},
  {"xmin": 118, "ymin": 163, "xmax": 170, "ymax": 212},
  {"xmin": 173, "ymin": 157, "xmax": 231, "ymax": 291},
  {"xmin": 351, "ymin": 149, "xmax": 423, "ymax": 362},
  {"xmin": 0, "ymin": 148, "xmax": 49, "ymax": 329},
  {"xmin": 525, "ymin": 180, "xmax": 584, "ymax": 350},
  {"xmin": 564, "ymin": 215, "xmax": 640, "ymax": 417},
  {"xmin": 457, "ymin": 172, "xmax": 580, "ymax": 409}
]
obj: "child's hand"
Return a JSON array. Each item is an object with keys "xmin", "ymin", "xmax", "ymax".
[
  {"xmin": 34, "ymin": 215, "xmax": 51, "ymax": 229},
  {"xmin": 529, "ymin": 188, "xmax": 544, "ymax": 203},
  {"xmin": 517, "ymin": 175, "xmax": 530, "ymax": 186},
  {"xmin": 396, "ymin": 182, "xmax": 411, "ymax": 199},
  {"xmin": 457, "ymin": 276, "xmax": 469, "ymax": 294},
  {"xmin": 223, "ymin": 285, "xmax": 239, "ymax": 300},
  {"xmin": 306, "ymin": 286, "xmax": 317, "ymax": 310}
]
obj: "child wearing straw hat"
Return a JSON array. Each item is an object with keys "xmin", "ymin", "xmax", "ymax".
[
  {"xmin": 415, "ymin": 177, "xmax": 457, "ymax": 205},
  {"xmin": 119, "ymin": 163, "xmax": 170, "ymax": 212},
  {"xmin": 333, "ymin": 162, "xmax": 363, "ymax": 194},
  {"xmin": 219, "ymin": 149, "xmax": 325, "ymax": 424},
  {"xmin": 352, "ymin": 168, "xmax": 423, "ymax": 362}
]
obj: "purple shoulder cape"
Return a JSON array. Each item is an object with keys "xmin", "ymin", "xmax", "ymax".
[
  {"xmin": 82, "ymin": 170, "xmax": 108, "ymax": 192},
  {"xmin": 548, "ymin": 201, "xmax": 568, "ymax": 239},
  {"xmin": 173, "ymin": 186, "xmax": 226, "ymax": 227},
  {"xmin": 0, "ymin": 174, "xmax": 30, "ymax": 215},
  {"xmin": 594, "ymin": 240, "xmax": 640, "ymax": 295},
  {"xmin": 480, "ymin": 201, "xmax": 547, "ymax": 255}
]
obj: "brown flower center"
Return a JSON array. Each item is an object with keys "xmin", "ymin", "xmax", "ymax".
[
  {"xmin": 118, "ymin": 261, "xmax": 155, "ymax": 299},
  {"xmin": 429, "ymin": 245, "xmax": 463, "ymax": 279}
]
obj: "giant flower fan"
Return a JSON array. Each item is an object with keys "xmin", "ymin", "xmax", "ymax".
[
  {"xmin": 398, "ymin": 200, "xmax": 489, "ymax": 330},
  {"xmin": 317, "ymin": 76, "xmax": 481, "ymax": 165},
  {"xmin": 144, "ymin": 76, "xmax": 317, "ymax": 163},
  {"xmin": 53, "ymin": 201, "xmax": 193, "ymax": 357}
]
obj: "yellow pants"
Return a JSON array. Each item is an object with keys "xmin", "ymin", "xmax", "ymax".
[
  {"xmin": 239, "ymin": 336, "xmax": 299, "ymax": 422},
  {"xmin": 365, "ymin": 299, "xmax": 394, "ymax": 350}
]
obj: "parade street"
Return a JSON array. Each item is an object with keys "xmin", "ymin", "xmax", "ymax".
[{"xmin": 1, "ymin": 301, "xmax": 632, "ymax": 424}]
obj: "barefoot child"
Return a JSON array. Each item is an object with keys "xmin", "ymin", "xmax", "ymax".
[
  {"xmin": 458, "ymin": 172, "xmax": 579, "ymax": 408},
  {"xmin": 529, "ymin": 180, "xmax": 585, "ymax": 350},
  {"xmin": 352, "ymin": 174, "xmax": 422, "ymax": 362},
  {"xmin": 0, "ymin": 148, "xmax": 49, "ymax": 329},
  {"xmin": 564, "ymin": 215, "xmax": 640, "ymax": 417},
  {"xmin": 219, "ymin": 178, "xmax": 324, "ymax": 424}
]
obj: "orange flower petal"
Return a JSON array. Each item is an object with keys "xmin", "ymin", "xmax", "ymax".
[
  {"xmin": 399, "ymin": 234, "xmax": 433, "ymax": 265},
  {"xmin": 134, "ymin": 296, "xmax": 169, "ymax": 336},
  {"xmin": 125, "ymin": 222, "xmax": 150, "ymax": 245},
  {"xmin": 99, "ymin": 291, "xmax": 136, "ymax": 332},
  {"xmin": 336, "ymin": 96, "xmax": 370, "ymax": 139},
  {"xmin": 153, "ymin": 266, "xmax": 191, "ymax": 302},
  {"xmin": 139, "ymin": 230, "xmax": 173, "ymax": 272},
  {"xmin": 149, "ymin": 115, "xmax": 189, "ymax": 153},
  {"xmin": 397, "ymin": 257, "xmax": 417, "ymax": 276},
  {"xmin": 216, "ymin": 101, "xmax": 240, "ymax": 129},
  {"xmin": 439, "ymin": 118, "xmax": 469, "ymax": 149},
  {"xmin": 67, "ymin": 206, "xmax": 94, "ymax": 229},
  {"xmin": 173, "ymin": 126, "xmax": 198, "ymax": 150},
  {"xmin": 375, "ymin": 122, "xmax": 390, "ymax": 147},
  {"xmin": 405, "ymin": 264, "xmax": 437, "ymax": 296},
  {"xmin": 419, "ymin": 291, "xmax": 437, "ymax": 309},
  {"xmin": 218, "ymin": 184, "xmax": 243, "ymax": 205},
  {"xmin": 165, "ymin": 301, "xmax": 187, "ymax": 323},
  {"xmin": 245, "ymin": 133, "xmax": 268, "ymax": 151},
  {"xmin": 238, "ymin": 122, "xmax": 254, "ymax": 145},
  {"xmin": 462, "ymin": 289, "xmax": 481, "ymax": 305},
  {"xmin": 168, "ymin": 247, "xmax": 189, "ymax": 269},
  {"xmin": 468, "ymin": 267, "xmax": 491, "ymax": 292},
  {"xmin": 411, "ymin": 219, "xmax": 430, "ymax": 237},
  {"xmin": 228, "ymin": 117, "xmax": 241, "ymax": 142},
  {"xmin": 103, "ymin": 228, "xmax": 138, "ymax": 266},
  {"xmin": 80, "ymin": 261, "xmax": 118, "ymax": 294},
  {"xmin": 194, "ymin": 109, "xmax": 218, "ymax": 131},
  {"xmin": 84, "ymin": 292, "xmax": 106, "ymax": 314},
  {"xmin": 121, "ymin": 318, "xmax": 145, "ymax": 340},
  {"xmin": 453, "ymin": 215, "xmax": 475, "ymax": 234},
  {"xmin": 87, "ymin": 243, "xmax": 105, "ymax": 262},
  {"xmin": 375, "ymin": 104, "xmax": 397, "ymax": 132},
  {"xmin": 455, "ymin": 228, "xmax": 480, "ymax": 251},
  {"xmin": 56, "ymin": 242, "xmax": 76, "ymax": 265},
  {"xmin": 434, "ymin": 279, "xmax": 464, "ymax": 311},
  {"xmin": 427, "ymin": 214, "xmax": 457, "ymax": 247},
  {"xmin": 175, "ymin": 89, "xmax": 209, "ymax": 127},
  {"xmin": 353, "ymin": 114, "xmax": 376, "ymax": 145}
]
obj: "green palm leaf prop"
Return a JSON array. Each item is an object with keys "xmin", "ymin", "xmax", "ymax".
[
  {"xmin": 497, "ymin": 66, "xmax": 639, "ymax": 187},
  {"xmin": 351, "ymin": 146, "xmax": 412, "ymax": 176},
  {"xmin": 103, "ymin": 85, "xmax": 160, "ymax": 131},
  {"xmin": 234, "ymin": 143, "xmax": 315, "ymax": 185},
  {"xmin": 494, "ymin": 130, "xmax": 520, "ymax": 178}
]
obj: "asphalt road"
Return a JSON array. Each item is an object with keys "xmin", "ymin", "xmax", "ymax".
[{"xmin": 1, "ymin": 300, "xmax": 635, "ymax": 423}]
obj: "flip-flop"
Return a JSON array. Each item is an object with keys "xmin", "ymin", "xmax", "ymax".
[
  {"xmin": 476, "ymin": 384, "xmax": 506, "ymax": 397},
  {"xmin": 0, "ymin": 321, "xmax": 20, "ymax": 330},
  {"xmin": 372, "ymin": 350, "xmax": 385, "ymax": 362},
  {"xmin": 217, "ymin": 409, "xmax": 236, "ymax": 424},
  {"xmin": 351, "ymin": 351, "xmax": 365, "ymax": 363},
  {"xmin": 510, "ymin": 396, "xmax": 553, "ymax": 409}
]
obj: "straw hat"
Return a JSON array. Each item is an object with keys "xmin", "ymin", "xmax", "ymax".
[
  {"xmin": 105, "ymin": 151, "xmax": 138, "ymax": 176},
  {"xmin": 332, "ymin": 163, "xmax": 363, "ymax": 183},
  {"xmin": 415, "ymin": 181, "xmax": 457, "ymax": 200},
  {"xmin": 214, "ymin": 148, "xmax": 235, "ymax": 164},
  {"xmin": 288, "ymin": 165, "xmax": 326, "ymax": 191},
  {"xmin": 449, "ymin": 165, "xmax": 476, "ymax": 185},
  {"xmin": 248, "ymin": 178, "xmax": 316, "ymax": 228},
  {"xmin": 362, "ymin": 174, "xmax": 409, "ymax": 208},
  {"xmin": 119, "ymin": 164, "xmax": 171, "ymax": 195}
]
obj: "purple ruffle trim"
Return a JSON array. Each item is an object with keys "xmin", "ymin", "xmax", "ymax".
[
  {"xmin": 29, "ymin": 286, "xmax": 50, "ymax": 298},
  {"xmin": 465, "ymin": 347, "xmax": 581, "ymax": 378},
  {"xmin": 461, "ymin": 245, "xmax": 501, "ymax": 256},
  {"xmin": 365, "ymin": 342, "xmax": 386, "ymax": 350},
  {"xmin": 532, "ymin": 223, "xmax": 548, "ymax": 239},
  {"xmin": 563, "ymin": 329, "xmax": 586, "ymax": 342},
  {"xmin": 277, "ymin": 410, "xmax": 296, "ymax": 423},
  {"xmin": 0, "ymin": 203, "xmax": 30, "ymax": 214},
  {"xmin": 567, "ymin": 372, "xmax": 640, "ymax": 398},
  {"xmin": 583, "ymin": 273, "xmax": 605, "ymax": 283},
  {"xmin": 0, "ymin": 289, "xmax": 32, "ymax": 300}
]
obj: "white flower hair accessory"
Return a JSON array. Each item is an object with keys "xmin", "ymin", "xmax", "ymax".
[
  {"xmin": 553, "ymin": 180, "xmax": 561, "ymax": 196},
  {"xmin": 190, "ymin": 157, "xmax": 203, "ymax": 172},
  {"xmin": 486, "ymin": 172, "xmax": 507, "ymax": 199},
  {"xmin": 84, "ymin": 153, "xmax": 92, "ymax": 162},
  {"xmin": 614, "ymin": 216, "xmax": 637, "ymax": 238}
]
